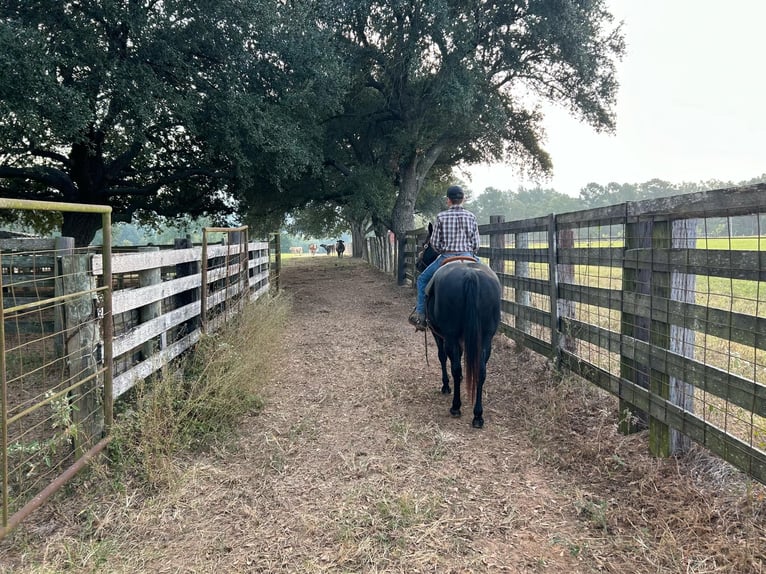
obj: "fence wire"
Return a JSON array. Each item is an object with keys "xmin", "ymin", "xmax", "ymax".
[
  {"xmin": 2, "ymin": 244, "xmax": 108, "ymax": 529},
  {"xmin": 400, "ymin": 184, "xmax": 766, "ymax": 483}
]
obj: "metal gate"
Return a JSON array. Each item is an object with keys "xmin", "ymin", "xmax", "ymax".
[{"xmin": 0, "ymin": 199, "xmax": 113, "ymax": 539}]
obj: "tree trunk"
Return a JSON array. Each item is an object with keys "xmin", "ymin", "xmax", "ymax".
[
  {"xmin": 350, "ymin": 219, "xmax": 367, "ymax": 259},
  {"xmin": 62, "ymin": 211, "xmax": 103, "ymax": 247},
  {"xmin": 391, "ymin": 168, "xmax": 418, "ymax": 285},
  {"xmin": 390, "ymin": 144, "xmax": 443, "ymax": 284},
  {"xmin": 61, "ymin": 131, "xmax": 109, "ymax": 247}
]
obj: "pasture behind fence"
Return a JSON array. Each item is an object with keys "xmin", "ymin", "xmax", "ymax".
[
  {"xmin": 1, "ymin": 210, "xmax": 272, "ymax": 539},
  {"xmin": 388, "ymin": 184, "xmax": 766, "ymax": 485}
]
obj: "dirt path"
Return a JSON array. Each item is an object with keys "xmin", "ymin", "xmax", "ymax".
[
  {"xmin": 3, "ymin": 256, "xmax": 764, "ymax": 573},
  {"xmin": 123, "ymin": 256, "xmax": 590, "ymax": 573}
]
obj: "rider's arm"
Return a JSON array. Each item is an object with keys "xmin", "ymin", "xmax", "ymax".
[
  {"xmin": 431, "ymin": 216, "xmax": 445, "ymax": 252},
  {"xmin": 469, "ymin": 217, "xmax": 480, "ymax": 253}
]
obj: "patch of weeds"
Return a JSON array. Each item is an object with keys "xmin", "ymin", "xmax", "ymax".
[
  {"xmin": 375, "ymin": 492, "xmax": 433, "ymax": 531},
  {"xmin": 263, "ymin": 432, "xmax": 288, "ymax": 475},
  {"xmin": 427, "ymin": 433, "xmax": 449, "ymax": 461},
  {"xmin": 389, "ymin": 419, "xmax": 412, "ymax": 449},
  {"xmin": 607, "ymin": 453, "xmax": 628, "ymax": 476},
  {"xmin": 108, "ymin": 292, "xmax": 291, "ymax": 489},
  {"xmin": 527, "ymin": 426, "xmax": 544, "ymax": 443},
  {"xmin": 61, "ymin": 538, "xmax": 117, "ymax": 570},
  {"xmin": 288, "ymin": 418, "xmax": 318, "ymax": 442},
  {"xmin": 573, "ymin": 491, "xmax": 610, "ymax": 532},
  {"xmin": 551, "ymin": 535, "xmax": 589, "ymax": 558},
  {"xmin": 338, "ymin": 450, "xmax": 373, "ymax": 477},
  {"xmin": 334, "ymin": 486, "xmax": 441, "ymax": 560}
]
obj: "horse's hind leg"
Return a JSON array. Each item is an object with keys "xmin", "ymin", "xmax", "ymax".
[
  {"xmin": 472, "ymin": 342, "xmax": 493, "ymax": 428},
  {"xmin": 447, "ymin": 343, "xmax": 463, "ymax": 417},
  {"xmin": 434, "ymin": 335, "xmax": 450, "ymax": 394}
]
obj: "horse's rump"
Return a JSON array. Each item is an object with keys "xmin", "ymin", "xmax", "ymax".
[
  {"xmin": 427, "ymin": 263, "xmax": 501, "ymax": 406},
  {"xmin": 429, "ymin": 264, "xmax": 501, "ymax": 328}
]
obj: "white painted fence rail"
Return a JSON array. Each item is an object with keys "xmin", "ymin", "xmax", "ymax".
[{"xmin": 90, "ymin": 240, "xmax": 271, "ymax": 398}]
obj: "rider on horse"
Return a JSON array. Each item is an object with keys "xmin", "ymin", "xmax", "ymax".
[{"xmin": 409, "ymin": 185, "xmax": 480, "ymax": 331}]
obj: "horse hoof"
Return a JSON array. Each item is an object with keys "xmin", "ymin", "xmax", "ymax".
[
  {"xmin": 441, "ymin": 385, "xmax": 451, "ymax": 395},
  {"xmin": 472, "ymin": 418, "xmax": 484, "ymax": 429},
  {"xmin": 450, "ymin": 408, "xmax": 461, "ymax": 417}
]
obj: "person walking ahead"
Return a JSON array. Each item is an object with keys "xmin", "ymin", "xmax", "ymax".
[{"xmin": 408, "ymin": 185, "xmax": 480, "ymax": 331}]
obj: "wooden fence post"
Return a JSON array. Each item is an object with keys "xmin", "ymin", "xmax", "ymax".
[
  {"xmin": 138, "ymin": 246, "xmax": 161, "ymax": 360},
  {"xmin": 391, "ymin": 232, "xmax": 398, "ymax": 280},
  {"xmin": 272, "ymin": 233, "xmax": 281, "ymax": 292},
  {"xmin": 59, "ymin": 251, "xmax": 102, "ymax": 457},
  {"xmin": 174, "ymin": 237, "xmax": 198, "ymax": 339},
  {"xmin": 229, "ymin": 229, "xmax": 248, "ymax": 317},
  {"xmin": 53, "ymin": 237, "xmax": 74, "ymax": 366},
  {"xmin": 240, "ymin": 229, "xmax": 250, "ymax": 303},
  {"xmin": 649, "ymin": 219, "xmax": 671, "ymax": 457},
  {"xmin": 620, "ymin": 213, "xmax": 651, "ymax": 433},
  {"xmin": 670, "ymin": 219, "xmax": 697, "ymax": 453},
  {"xmin": 547, "ymin": 214, "xmax": 560, "ymax": 362},
  {"xmin": 515, "ymin": 229, "xmax": 530, "ymax": 335},
  {"xmin": 489, "ymin": 215, "xmax": 505, "ymax": 275},
  {"xmin": 557, "ymin": 226, "xmax": 577, "ymax": 359}
]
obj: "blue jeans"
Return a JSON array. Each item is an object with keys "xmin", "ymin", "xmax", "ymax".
[{"xmin": 415, "ymin": 252, "xmax": 477, "ymax": 313}]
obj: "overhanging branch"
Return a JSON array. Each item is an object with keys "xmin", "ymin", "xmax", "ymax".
[{"xmin": 0, "ymin": 166, "xmax": 76, "ymax": 197}]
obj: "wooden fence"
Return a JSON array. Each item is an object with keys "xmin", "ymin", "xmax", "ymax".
[
  {"xmin": 387, "ymin": 184, "xmax": 766, "ymax": 485},
  {"xmin": 91, "ymin": 234, "xmax": 271, "ymax": 399},
  {"xmin": 1, "ymin": 227, "xmax": 271, "ymax": 538}
]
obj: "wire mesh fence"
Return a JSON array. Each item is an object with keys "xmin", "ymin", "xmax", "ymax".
[
  {"xmin": 0, "ymin": 201, "xmax": 273, "ymax": 538},
  {"xmin": 2, "ymin": 241, "xmax": 108, "ymax": 521},
  {"xmin": 0, "ymin": 199, "xmax": 114, "ymax": 539}
]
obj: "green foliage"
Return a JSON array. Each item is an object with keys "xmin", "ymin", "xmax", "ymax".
[
  {"xmin": 577, "ymin": 178, "xmax": 728, "ymax": 208},
  {"xmin": 468, "ymin": 174, "xmax": 766, "ymax": 226},
  {"xmin": 468, "ymin": 185, "xmax": 580, "ymax": 224},
  {"xmin": 93, "ymin": 216, "xmax": 225, "ymax": 246},
  {"xmin": 313, "ymin": 0, "xmax": 625, "ymax": 274},
  {"xmin": 0, "ymin": 1, "xmax": 347, "ymax": 245}
]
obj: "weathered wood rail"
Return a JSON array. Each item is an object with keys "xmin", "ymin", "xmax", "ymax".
[
  {"xmin": 382, "ymin": 184, "xmax": 766, "ymax": 485},
  {"xmin": 90, "ymin": 238, "xmax": 270, "ymax": 398}
]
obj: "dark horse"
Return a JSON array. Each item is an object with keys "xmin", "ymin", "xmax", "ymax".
[
  {"xmin": 416, "ymin": 224, "xmax": 502, "ymax": 428},
  {"xmin": 336, "ymin": 239, "xmax": 346, "ymax": 257}
]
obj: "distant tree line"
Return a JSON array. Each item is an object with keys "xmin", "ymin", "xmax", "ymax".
[{"xmin": 466, "ymin": 175, "xmax": 766, "ymax": 238}]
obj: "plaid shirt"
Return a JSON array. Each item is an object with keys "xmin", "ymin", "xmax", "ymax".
[{"xmin": 431, "ymin": 205, "xmax": 480, "ymax": 254}]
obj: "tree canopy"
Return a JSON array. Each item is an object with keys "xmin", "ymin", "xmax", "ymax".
[
  {"xmin": 313, "ymin": 0, "xmax": 624, "ymax": 280},
  {"xmin": 0, "ymin": 0, "xmax": 346, "ymax": 245},
  {"xmin": 1, "ymin": 0, "xmax": 624, "ymax": 257}
]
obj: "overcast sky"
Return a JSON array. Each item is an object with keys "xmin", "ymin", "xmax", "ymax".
[{"xmin": 462, "ymin": 0, "xmax": 766, "ymax": 196}]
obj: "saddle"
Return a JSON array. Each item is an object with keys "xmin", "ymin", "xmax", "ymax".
[{"xmin": 424, "ymin": 256, "xmax": 479, "ymax": 297}]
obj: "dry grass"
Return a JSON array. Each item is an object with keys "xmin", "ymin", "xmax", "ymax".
[
  {"xmin": 104, "ymin": 292, "xmax": 292, "ymax": 490},
  {"xmin": 1, "ymin": 256, "xmax": 765, "ymax": 573}
]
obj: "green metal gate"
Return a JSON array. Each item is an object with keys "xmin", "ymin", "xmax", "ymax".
[{"xmin": 0, "ymin": 199, "xmax": 113, "ymax": 539}]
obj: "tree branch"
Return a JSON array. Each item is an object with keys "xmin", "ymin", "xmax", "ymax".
[
  {"xmin": 102, "ymin": 167, "xmax": 232, "ymax": 197},
  {"xmin": 31, "ymin": 148, "xmax": 71, "ymax": 167},
  {"xmin": 324, "ymin": 158, "xmax": 352, "ymax": 177},
  {"xmin": 0, "ymin": 166, "xmax": 76, "ymax": 197}
]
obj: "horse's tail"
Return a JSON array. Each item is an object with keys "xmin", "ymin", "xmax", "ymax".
[{"xmin": 462, "ymin": 270, "xmax": 481, "ymax": 407}]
